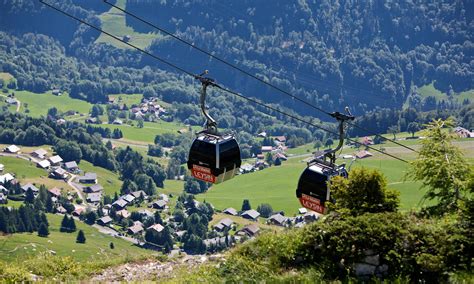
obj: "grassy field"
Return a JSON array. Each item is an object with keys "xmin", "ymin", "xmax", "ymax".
[
  {"xmin": 96, "ymin": 0, "xmax": 161, "ymax": 49},
  {"xmin": 78, "ymin": 161, "xmax": 122, "ymax": 197},
  {"xmin": 417, "ymin": 82, "xmax": 473, "ymax": 103},
  {"xmin": 12, "ymin": 89, "xmax": 92, "ymax": 117},
  {"xmin": 109, "ymin": 93, "xmax": 143, "ymax": 106},
  {"xmin": 0, "ymin": 72, "xmax": 14, "ymax": 82},
  {"xmin": 196, "ymin": 139, "xmax": 473, "ymax": 215},
  {"xmin": 0, "ymin": 214, "xmax": 154, "ymax": 263},
  {"xmin": 101, "ymin": 121, "xmax": 193, "ymax": 143}
]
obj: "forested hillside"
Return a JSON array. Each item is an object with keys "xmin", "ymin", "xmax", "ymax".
[{"xmin": 126, "ymin": 0, "xmax": 473, "ymax": 115}]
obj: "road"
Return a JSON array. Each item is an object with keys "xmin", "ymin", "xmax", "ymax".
[{"xmin": 67, "ymin": 174, "xmax": 86, "ymax": 203}]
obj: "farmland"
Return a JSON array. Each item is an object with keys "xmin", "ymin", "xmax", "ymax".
[
  {"xmin": 78, "ymin": 160, "xmax": 123, "ymax": 197},
  {"xmin": 101, "ymin": 121, "xmax": 194, "ymax": 143}
]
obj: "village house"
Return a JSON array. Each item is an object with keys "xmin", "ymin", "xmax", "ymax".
[
  {"xmin": 37, "ymin": 159, "xmax": 51, "ymax": 169},
  {"xmin": 0, "ymin": 173, "xmax": 14, "ymax": 185},
  {"xmin": 137, "ymin": 209, "xmax": 154, "ymax": 218},
  {"xmin": 48, "ymin": 187, "xmax": 61, "ymax": 198},
  {"xmin": 304, "ymin": 211, "xmax": 321, "ymax": 222},
  {"xmin": 158, "ymin": 193, "xmax": 169, "ymax": 202},
  {"xmin": 298, "ymin": 208, "xmax": 308, "ymax": 214},
  {"xmin": 241, "ymin": 209, "xmax": 260, "ymax": 221},
  {"xmin": 147, "ymin": 223, "xmax": 164, "ymax": 233},
  {"xmin": 116, "ymin": 209, "xmax": 131, "ymax": 219},
  {"xmin": 273, "ymin": 136, "xmax": 287, "ymax": 144},
  {"xmin": 31, "ymin": 148, "xmax": 48, "ymax": 159},
  {"xmin": 5, "ymin": 98, "xmax": 17, "ymax": 105},
  {"xmin": 72, "ymin": 207, "xmax": 85, "ymax": 217},
  {"xmin": 361, "ymin": 136, "xmax": 374, "ymax": 146},
  {"xmin": 240, "ymin": 163, "xmax": 255, "ymax": 174},
  {"xmin": 52, "ymin": 89, "xmax": 62, "ymax": 96},
  {"xmin": 50, "ymin": 167, "xmax": 68, "ymax": 179},
  {"xmin": 237, "ymin": 224, "xmax": 260, "ymax": 237},
  {"xmin": 87, "ymin": 193, "xmax": 101, "ymax": 204},
  {"xmin": 257, "ymin": 131, "xmax": 267, "ymax": 138},
  {"xmin": 77, "ymin": 172, "xmax": 97, "ymax": 184},
  {"xmin": 261, "ymin": 146, "xmax": 273, "ymax": 153},
  {"xmin": 151, "ymin": 200, "xmax": 167, "ymax": 210},
  {"xmin": 112, "ymin": 198, "xmax": 128, "ymax": 210},
  {"xmin": 56, "ymin": 206, "xmax": 67, "ymax": 214},
  {"xmin": 112, "ymin": 118, "xmax": 123, "ymax": 125},
  {"xmin": 64, "ymin": 161, "xmax": 79, "ymax": 173},
  {"xmin": 85, "ymin": 184, "xmax": 103, "ymax": 193},
  {"xmin": 356, "ymin": 150, "xmax": 373, "ymax": 159},
  {"xmin": 85, "ymin": 117, "xmax": 99, "ymax": 124},
  {"xmin": 203, "ymin": 236, "xmax": 231, "ymax": 249},
  {"xmin": 21, "ymin": 183, "xmax": 39, "ymax": 194},
  {"xmin": 0, "ymin": 185, "xmax": 7, "ymax": 194},
  {"xmin": 4, "ymin": 145, "xmax": 20, "ymax": 154},
  {"xmin": 48, "ymin": 155, "xmax": 63, "ymax": 166},
  {"xmin": 0, "ymin": 163, "xmax": 4, "ymax": 172},
  {"xmin": 213, "ymin": 218, "xmax": 234, "ymax": 232},
  {"xmin": 128, "ymin": 223, "xmax": 144, "ymax": 235},
  {"xmin": 454, "ymin": 127, "xmax": 474, "ymax": 138},
  {"xmin": 223, "ymin": 207, "xmax": 238, "ymax": 216},
  {"xmin": 122, "ymin": 194, "xmax": 136, "ymax": 204},
  {"xmin": 256, "ymin": 154, "xmax": 265, "ymax": 160},
  {"xmin": 267, "ymin": 213, "xmax": 288, "ymax": 226},
  {"xmin": 97, "ymin": 216, "xmax": 113, "ymax": 226},
  {"xmin": 131, "ymin": 190, "xmax": 148, "ymax": 199}
]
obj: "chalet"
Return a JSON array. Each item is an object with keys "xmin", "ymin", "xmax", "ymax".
[
  {"xmin": 86, "ymin": 117, "xmax": 98, "ymax": 124},
  {"xmin": 0, "ymin": 163, "xmax": 4, "ymax": 172},
  {"xmin": 240, "ymin": 163, "xmax": 255, "ymax": 174},
  {"xmin": 56, "ymin": 119, "xmax": 66, "ymax": 125},
  {"xmin": 72, "ymin": 207, "xmax": 85, "ymax": 217},
  {"xmin": 48, "ymin": 187, "xmax": 61, "ymax": 198},
  {"xmin": 454, "ymin": 127, "xmax": 474, "ymax": 138},
  {"xmin": 97, "ymin": 216, "xmax": 113, "ymax": 226},
  {"xmin": 0, "ymin": 173, "xmax": 14, "ymax": 184},
  {"xmin": 355, "ymin": 150, "xmax": 373, "ymax": 159},
  {"xmin": 151, "ymin": 200, "xmax": 167, "ymax": 210},
  {"xmin": 128, "ymin": 223, "xmax": 144, "ymax": 235},
  {"xmin": 85, "ymin": 184, "xmax": 103, "ymax": 193},
  {"xmin": 48, "ymin": 155, "xmax": 63, "ymax": 166},
  {"xmin": 87, "ymin": 193, "xmax": 101, "ymax": 204},
  {"xmin": 223, "ymin": 207, "xmax": 238, "ymax": 216},
  {"xmin": 50, "ymin": 167, "xmax": 68, "ymax": 179},
  {"xmin": 4, "ymin": 145, "xmax": 20, "ymax": 153},
  {"xmin": 0, "ymin": 193, "xmax": 6, "ymax": 204},
  {"xmin": 257, "ymin": 131, "xmax": 267, "ymax": 138},
  {"xmin": 117, "ymin": 209, "xmax": 131, "ymax": 219},
  {"xmin": 37, "ymin": 160, "xmax": 51, "ymax": 169},
  {"xmin": 112, "ymin": 199, "xmax": 128, "ymax": 210},
  {"xmin": 77, "ymin": 172, "xmax": 97, "ymax": 184},
  {"xmin": 267, "ymin": 213, "xmax": 287, "ymax": 226},
  {"xmin": 64, "ymin": 161, "xmax": 79, "ymax": 172},
  {"xmin": 108, "ymin": 96, "xmax": 117, "ymax": 104},
  {"xmin": 204, "ymin": 236, "xmax": 229, "ymax": 248},
  {"xmin": 158, "ymin": 193, "xmax": 169, "ymax": 202},
  {"xmin": 274, "ymin": 136, "xmax": 287, "ymax": 143},
  {"xmin": 361, "ymin": 136, "xmax": 374, "ymax": 146},
  {"xmin": 237, "ymin": 224, "xmax": 260, "ymax": 237},
  {"xmin": 147, "ymin": 223, "xmax": 164, "ymax": 233},
  {"xmin": 213, "ymin": 218, "xmax": 234, "ymax": 232},
  {"xmin": 0, "ymin": 185, "xmax": 7, "ymax": 194},
  {"xmin": 112, "ymin": 119, "xmax": 123, "ymax": 125},
  {"xmin": 261, "ymin": 146, "xmax": 273, "ymax": 152},
  {"xmin": 56, "ymin": 206, "xmax": 67, "ymax": 214},
  {"xmin": 31, "ymin": 148, "xmax": 48, "ymax": 159},
  {"xmin": 274, "ymin": 152, "xmax": 288, "ymax": 161},
  {"xmin": 241, "ymin": 209, "xmax": 260, "ymax": 221},
  {"xmin": 256, "ymin": 154, "xmax": 265, "ymax": 160},
  {"xmin": 304, "ymin": 211, "xmax": 321, "ymax": 222},
  {"xmin": 21, "ymin": 183, "xmax": 39, "ymax": 194},
  {"xmin": 122, "ymin": 194, "xmax": 135, "ymax": 204},
  {"xmin": 137, "ymin": 209, "xmax": 154, "ymax": 218},
  {"xmin": 5, "ymin": 98, "xmax": 17, "ymax": 105},
  {"xmin": 52, "ymin": 89, "xmax": 62, "ymax": 96},
  {"xmin": 131, "ymin": 190, "xmax": 148, "ymax": 199}
]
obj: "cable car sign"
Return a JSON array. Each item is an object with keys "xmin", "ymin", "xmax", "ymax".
[
  {"xmin": 299, "ymin": 193, "xmax": 326, "ymax": 214},
  {"xmin": 191, "ymin": 165, "xmax": 216, "ymax": 183}
]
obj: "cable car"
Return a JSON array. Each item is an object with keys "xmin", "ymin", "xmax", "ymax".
[
  {"xmin": 187, "ymin": 71, "xmax": 242, "ymax": 184},
  {"xmin": 296, "ymin": 110, "xmax": 354, "ymax": 214}
]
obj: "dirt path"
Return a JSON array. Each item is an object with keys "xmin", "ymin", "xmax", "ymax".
[{"xmin": 0, "ymin": 93, "xmax": 21, "ymax": 112}]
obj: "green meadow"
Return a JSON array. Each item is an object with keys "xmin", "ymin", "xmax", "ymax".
[
  {"xmin": 101, "ymin": 121, "xmax": 193, "ymax": 143},
  {"xmin": 417, "ymin": 82, "xmax": 473, "ymax": 103},
  {"xmin": 96, "ymin": 0, "xmax": 161, "ymax": 49},
  {"xmin": 0, "ymin": 214, "xmax": 154, "ymax": 263},
  {"xmin": 78, "ymin": 160, "xmax": 122, "ymax": 197}
]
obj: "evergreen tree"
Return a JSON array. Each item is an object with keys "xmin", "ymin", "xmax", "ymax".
[
  {"xmin": 24, "ymin": 189, "xmax": 35, "ymax": 204},
  {"xmin": 109, "ymin": 242, "xmax": 114, "ymax": 249},
  {"xmin": 37, "ymin": 222, "xmax": 49, "ymax": 237},
  {"xmin": 256, "ymin": 203, "xmax": 273, "ymax": 218},
  {"xmin": 241, "ymin": 199, "xmax": 251, "ymax": 211},
  {"xmin": 76, "ymin": 230, "xmax": 86, "ymax": 243}
]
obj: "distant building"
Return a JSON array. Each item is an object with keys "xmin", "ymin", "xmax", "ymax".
[
  {"xmin": 0, "ymin": 193, "xmax": 6, "ymax": 204},
  {"xmin": 274, "ymin": 136, "xmax": 287, "ymax": 143},
  {"xmin": 128, "ymin": 223, "xmax": 144, "ymax": 235},
  {"xmin": 97, "ymin": 216, "xmax": 113, "ymax": 226},
  {"xmin": 267, "ymin": 213, "xmax": 287, "ymax": 226},
  {"xmin": 86, "ymin": 193, "xmax": 101, "ymax": 204},
  {"xmin": 151, "ymin": 200, "xmax": 167, "ymax": 210},
  {"xmin": 21, "ymin": 183, "xmax": 39, "ymax": 193},
  {"xmin": 122, "ymin": 194, "xmax": 135, "ymax": 204},
  {"xmin": 116, "ymin": 209, "xmax": 131, "ymax": 219},
  {"xmin": 361, "ymin": 136, "xmax": 374, "ymax": 146},
  {"xmin": 237, "ymin": 224, "xmax": 260, "ymax": 237},
  {"xmin": 0, "ymin": 173, "xmax": 14, "ymax": 185},
  {"xmin": 112, "ymin": 199, "xmax": 128, "ymax": 210},
  {"xmin": 64, "ymin": 161, "xmax": 79, "ymax": 172},
  {"xmin": 48, "ymin": 155, "xmax": 63, "ymax": 166},
  {"xmin": 77, "ymin": 172, "xmax": 97, "ymax": 184},
  {"xmin": 257, "ymin": 131, "xmax": 267, "ymax": 138},
  {"xmin": 52, "ymin": 89, "xmax": 62, "ymax": 96},
  {"xmin": 85, "ymin": 184, "xmax": 103, "ymax": 193},
  {"xmin": 48, "ymin": 187, "xmax": 61, "ymax": 198},
  {"xmin": 112, "ymin": 119, "xmax": 123, "ymax": 125},
  {"xmin": 37, "ymin": 159, "xmax": 51, "ymax": 169},
  {"xmin": 50, "ymin": 167, "xmax": 68, "ymax": 179},
  {"xmin": 0, "ymin": 164, "xmax": 4, "ymax": 172},
  {"xmin": 147, "ymin": 223, "xmax": 164, "ymax": 233},
  {"xmin": 131, "ymin": 190, "xmax": 148, "ymax": 199},
  {"xmin": 4, "ymin": 145, "xmax": 20, "ymax": 153},
  {"xmin": 261, "ymin": 146, "xmax": 273, "ymax": 153},
  {"xmin": 241, "ymin": 209, "xmax": 260, "ymax": 221},
  {"xmin": 213, "ymin": 218, "xmax": 234, "ymax": 232},
  {"xmin": 223, "ymin": 207, "xmax": 238, "ymax": 216},
  {"xmin": 355, "ymin": 150, "xmax": 373, "ymax": 159},
  {"xmin": 31, "ymin": 148, "xmax": 48, "ymax": 159}
]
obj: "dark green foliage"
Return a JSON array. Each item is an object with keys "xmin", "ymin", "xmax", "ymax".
[
  {"xmin": 256, "ymin": 203, "xmax": 273, "ymax": 218},
  {"xmin": 60, "ymin": 215, "xmax": 76, "ymax": 233},
  {"xmin": 0, "ymin": 205, "xmax": 48, "ymax": 234},
  {"xmin": 37, "ymin": 222, "xmax": 49, "ymax": 237},
  {"xmin": 147, "ymin": 144, "xmax": 163, "ymax": 157},
  {"xmin": 241, "ymin": 199, "xmax": 251, "ymax": 211},
  {"xmin": 109, "ymin": 242, "xmax": 114, "ymax": 249},
  {"xmin": 329, "ymin": 168, "xmax": 399, "ymax": 216},
  {"xmin": 84, "ymin": 211, "xmax": 97, "ymax": 225},
  {"xmin": 53, "ymin": 140, "xmax": 82, "ymax": 163},
  {"xmin": 76, "ymin": 230, "xmax": 86, "ymax": 244}
]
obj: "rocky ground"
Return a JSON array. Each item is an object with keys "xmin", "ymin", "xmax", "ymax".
[{"xmin": 90, "ymin": 254, "xmax": 224, "ymax": 282}]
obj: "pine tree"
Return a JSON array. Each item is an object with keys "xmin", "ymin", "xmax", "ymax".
[
  {"xmin": 69, "ymin": 216, "xmax": 77, "ymax": 232},
  {"xmin": 241, "ymin": 199, "xmax": 251, "ymax": 211},
  {"xmin": 37, "ymin": 222, "xmax": 49, "ymax": 237},
  {"xmin": 60, "ymin": 214, "xmax": 69, "ymax": 232},
  {"xmin": 109, "ymin": 242, "xmax": 114, "ymax": 249},
  {"xmin": 25, "ymin": 189, "xmax": 35, "ymax": 204},
  {"xmin": 76, "ymin": 230, "xmax": 86, "ymax": 243}
]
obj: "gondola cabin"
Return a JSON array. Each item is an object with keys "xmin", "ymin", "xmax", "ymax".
[
  {"xmin": 187, "ymin": 132, "xmax": 241, "ymax": 184},
  {"xmin": 296, "ymin": 161, "xmax": 348, "ymax": 214}
]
